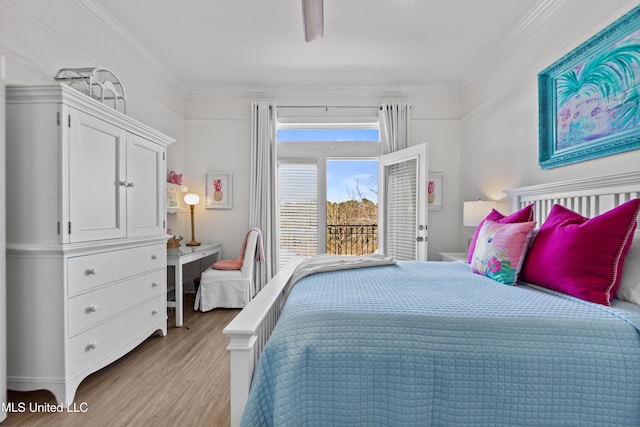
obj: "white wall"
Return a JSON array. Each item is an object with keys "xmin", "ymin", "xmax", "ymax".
[
  {"xmin": 411, "ymin": 97, "xmax": 462, "ymax": 258},
  {"xmin": 180, "ymin": 97, "xmax": 252, "ymax": 260},
  {"xmin": 183, "ymin": 94, "xmax": 462, "ymax": 261},
  {"xmin": 460, "ymin": 0, "xmax": 640, "ymax": 248},
  {"xmin": 0, "ymin": 0, "xmax": 185, "ymax": 169}
]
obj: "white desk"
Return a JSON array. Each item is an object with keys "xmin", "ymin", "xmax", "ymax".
[{"xmin": 167, "ymin": 242, "xmax": 222, "ymax": 327}]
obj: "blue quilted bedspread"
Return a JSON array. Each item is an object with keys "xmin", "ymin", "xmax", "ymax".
[{"xmin": 241, "ymin": 261, "xmax": 640, "ymax": 426}]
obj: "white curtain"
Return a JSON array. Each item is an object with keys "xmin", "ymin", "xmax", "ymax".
[
  {"xmin": 249, "ymin": 101, "xmax": 277, "ymax": 295},
  {"xmin": 379, "ymin": 103, "xmax": 410, "ymax": 154}
]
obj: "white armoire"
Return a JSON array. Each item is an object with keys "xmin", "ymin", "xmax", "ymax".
[
  {"xmin": 5, "ymin": 84, "xmax": 174, "ymax": 405},
  {"xmin": 1, "ymin": 55, "xmax": 7, "ymax": 423}
]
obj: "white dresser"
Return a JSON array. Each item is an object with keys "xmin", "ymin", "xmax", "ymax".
[{"xmin": 5, "ymin": 84, "xmax": 174, "ymax": 405}]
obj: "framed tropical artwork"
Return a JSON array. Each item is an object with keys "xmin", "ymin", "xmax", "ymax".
[
  {"xmin": 205, "ymin": 172, "xmax": 233, "ymax": 209},
  {"xmin": 538, "ymin": 6, "xmax": 640, "ymax": 169}
]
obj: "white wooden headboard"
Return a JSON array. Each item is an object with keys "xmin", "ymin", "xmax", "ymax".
[{"xmin": 504, "ymin": 171, "xmax": 640, "ymax": 225}]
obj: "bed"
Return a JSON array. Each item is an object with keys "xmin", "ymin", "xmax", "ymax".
[{"xmin": 224, "ymin": 171, "xmax": 640, "ymax": 426}]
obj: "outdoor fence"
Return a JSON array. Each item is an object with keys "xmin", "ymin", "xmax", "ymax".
[{"xmin": 326, "ymin": 224, "xmax": 378, "ymax": 256}]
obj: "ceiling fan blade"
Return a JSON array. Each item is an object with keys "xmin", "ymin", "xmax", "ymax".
[{"xmin": 302, "ymin": 0, "xmax": 324, "ymax": 42}]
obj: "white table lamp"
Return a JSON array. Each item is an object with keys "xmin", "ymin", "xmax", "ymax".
[{"xmin": 463, "ymin": 200, "xmax": 498, "ymax": 227}]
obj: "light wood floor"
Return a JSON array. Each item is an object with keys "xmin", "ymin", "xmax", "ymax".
[{"xmin": 2, "ymin": 294, "xmax": 240, "ymax": 427}]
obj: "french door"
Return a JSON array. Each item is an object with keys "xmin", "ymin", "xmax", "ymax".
[{"xmin": 378, "ymin": 143, "xmax": 428, "ymax": 260}]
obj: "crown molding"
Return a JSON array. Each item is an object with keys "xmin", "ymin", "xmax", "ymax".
[
  {"xmin": 74, "ymin": 0, "xmax": 187, "ymax": 94},
  {"xmin": 460, "ymin": 0, "xmax": 559, "ymax": 95},
  {"xmin": 185, "ymin": 84, "xmax": 461, "ymax": 100}
]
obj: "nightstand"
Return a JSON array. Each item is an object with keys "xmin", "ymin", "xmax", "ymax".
[{"xmin": 439, "ymin": 252, "xmax": 468, "ymax": 262}]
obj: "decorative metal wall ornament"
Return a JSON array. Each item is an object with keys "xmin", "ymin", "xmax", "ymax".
[{"xmin": 54, "ymin": 67, "xmax": 127, "ymax": 113}]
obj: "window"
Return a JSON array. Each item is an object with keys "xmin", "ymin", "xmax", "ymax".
[
  {"xmin": 277, "ymin": 127, "xmax": 380, "ymax": 142},
  {"xmin": 276, "ymin": 117, "xmax": 381, "ymax": 268},
  {"xmin": 277, "ymin": 163, "xmax": 318, "ymax": 268},
  {"xmin": 276, "ymin": 117, "xmax": 380, "ymax": 143}
]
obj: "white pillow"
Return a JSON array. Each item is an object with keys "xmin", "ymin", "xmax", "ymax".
[{"xmin": 616, "ymin": 231, "xmax": 640, "ymax": 305}]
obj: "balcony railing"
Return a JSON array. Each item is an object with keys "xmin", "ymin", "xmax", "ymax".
[{"xmin": 326, "ymin": 224, "xmax": 378, "ymax": 256}]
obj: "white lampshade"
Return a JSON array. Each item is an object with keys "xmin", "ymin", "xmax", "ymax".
[
  {"xmin": 184, "ymin": 193, "xmax": 200, "ymax": 206},
  {"xmin": 463, "ymin": 200, "xmax": 498, "ymax": 227}
]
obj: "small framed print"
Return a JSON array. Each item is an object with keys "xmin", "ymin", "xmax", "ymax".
[
  {"xmin": 427, "ymin": 173, "xmax": 444, "ymax": 211},
  {"xmin": 205, "ymin": 172, "xmax": 233, "ymax": 209},
  {"xmin": 166, "ymin": 188, "xmax": 178, "ymax": 208}
]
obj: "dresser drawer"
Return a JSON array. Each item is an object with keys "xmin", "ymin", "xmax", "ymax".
[
  {"xmin": 67, "ymin": 296, "xmax": 165, "ymax": 375},
  {"xmin": 68, "ymin": 244, "xmax": 166, "ymax": 295},
  {"xmin": 68, "ymin": 269, "xmax": 166, "ymax": 337}
]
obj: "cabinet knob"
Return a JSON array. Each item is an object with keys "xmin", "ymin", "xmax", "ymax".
[
  {"xmin": 127, "ymin": 182, "xmax": 135, "ymax": 188},
  {"xmin": 151, "ymin": 309, "xmax": 159, "ymax": 315},
  {"xmin": 86, "ymin": 268, "xmax": 97, "ymax": 275},
  {"xmin": 86, "ymin": 342, "xmax": 98, "ymax": 351},
  {"xmin": 119, "ymin": 180, "xmax": 127, "ymax": 187},
  {"xmin": 151, "ymin": 282, "xmax": 159, "ymax": 288},
  {"xmin": 151, "ymin": 254, "xmax": 158, "ymax": 260},
  {"xmin": 86, "ymin": 305, "xmax": 98, "ymax": 313}
]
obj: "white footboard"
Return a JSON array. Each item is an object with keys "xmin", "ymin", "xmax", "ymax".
[{"xmin": 223, "ymin": 257, "xmax": 302, "ymax": 427}]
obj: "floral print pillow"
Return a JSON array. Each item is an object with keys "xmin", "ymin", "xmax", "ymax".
[{"xmin": 470, "ymin": 220, "xmax": 536, "ymax": 285}]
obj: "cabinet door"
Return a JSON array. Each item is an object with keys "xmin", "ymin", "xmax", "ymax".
[
  {"xmin": 127, "ymin": 134, "xmax": 165, "ymax": 237},
  {"xmin": 69, "ymin": 109, "xmax": 127, "ymax": 242}
]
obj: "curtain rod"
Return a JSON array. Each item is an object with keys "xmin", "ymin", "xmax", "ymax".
[
  {"xmin": 276, "ymin": 105, "xmax": 413, "ymax": 111},
  {"xmin": 276, "ymin": 105, "xmax": 382, "ymax": 110}
]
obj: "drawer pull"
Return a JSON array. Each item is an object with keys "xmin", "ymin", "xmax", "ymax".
[
  {"xmin": 86, "ymin": 342, "xmax": 98, "ymax": 351},
  {"xmin": 151, "ymin": 282, "xmax": 159, "ymax": 288},
  {"xmin": 85, "ymin": 305, "xmax": 98, "ymax": 313},
  {"xmin": 151, "ymin": 309, "xmax": 159, "ymax": 315},
  {"xmin": 151, "ymin": 254, "xmax": 158, "ymax": 260},
  {"xmin": 85, "ymin": 268, "xmax": 97, "ymax": 275}
]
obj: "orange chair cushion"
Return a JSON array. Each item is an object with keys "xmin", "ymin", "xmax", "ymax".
[{"xmin": 212, "ymin": 259, "xmax": 243, "ymax": 270}]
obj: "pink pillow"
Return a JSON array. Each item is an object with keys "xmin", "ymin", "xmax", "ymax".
[
  {"xmin": 467, "ymin": 204, "xmax": 534, "ymax": 263},
  {"xmin": 470, "ymin": 220, "xmax": 536, "ymax": 285},
  {"xmin": 213, "ymin": 259, "xmax": 242, "ymax": 270},
  {"xmin": 520, "ymin": 199, "xmax": 640, "ymax": 305}
]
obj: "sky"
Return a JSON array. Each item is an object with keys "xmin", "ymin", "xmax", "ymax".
[
  {"xmin": 277, "ymin": 129, "xmax": 379, "ymax": 142},
  {"xmin": 326, "ymin": 160, "xmax": 378, "ymax": 203}
]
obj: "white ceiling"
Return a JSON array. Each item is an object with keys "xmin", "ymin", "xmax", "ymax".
[{"xmin": 83, "ymin": 0, "xmax": 552, "ymax": 96}]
